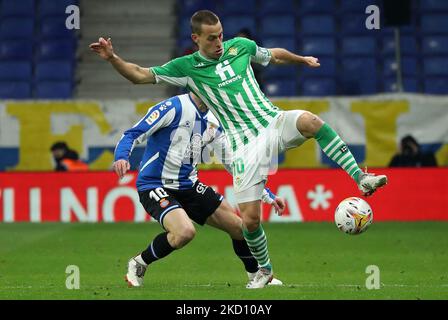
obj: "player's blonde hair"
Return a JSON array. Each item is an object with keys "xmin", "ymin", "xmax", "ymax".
[{"xmin": 190, "ymin": 10, "xmax": 219, "ymax": 34}]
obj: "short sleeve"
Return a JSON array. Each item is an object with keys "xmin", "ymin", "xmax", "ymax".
[
  {"xmin": 251, "ymin": 46, "xmax": 272, "ymax": 66},
  {"xmin": 150, "ymin": 57, "xmax": 188, "ymax": 87}
]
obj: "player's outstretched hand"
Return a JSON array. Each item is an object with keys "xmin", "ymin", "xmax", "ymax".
[
  {"xmin": 89, "ymin": 37, "xmax": 114, "ymax": 61},
  {"xmin": 272, "ymin": 197, "xmax": 286, "ymax": 216},
  {"xmin": 302, "ymin": 56, "xmax": 320, "ymax": 68},
  {"xmin": 113, "ymin": 159, "xmax": 130, "ymax": 179}
]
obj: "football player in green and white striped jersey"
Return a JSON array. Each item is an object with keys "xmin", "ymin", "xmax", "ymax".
[{"xmin": 90, "ymin": 10, "xmax": 388, "ymax": 289}]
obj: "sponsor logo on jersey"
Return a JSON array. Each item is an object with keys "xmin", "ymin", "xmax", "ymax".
[
  {"xmin": 194, "ymin": 62, "xmax": 205, "ymax": 67},
  {"xmin": 229, "ymin": 47, "xmax": 238, "ymax": 56},
  {"xmin": 196, "ymin": 182, "xmax": 208, "ymax": 194},
  {"xmin": 145, "ymin": 110, "xmax": 160, "ymax": 125}
]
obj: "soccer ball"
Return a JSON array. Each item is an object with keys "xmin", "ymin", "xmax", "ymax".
[{"xmin": 335, "ymin": 197, "xmax": 373, "ymax": 235}]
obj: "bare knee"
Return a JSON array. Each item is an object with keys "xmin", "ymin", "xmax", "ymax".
[
  {"xmin": 170, "ymin": 225, "xmax": 196, "ymax": 249},
  {"xmin": 296, "ymin": 112, "xmax": 324, "ymax": 138},
  {"xmin": 240, "ymin": 209, "xmax": 261, "ymax": 232},
  {"xmin": 239, "ymin": 200, "xmax": 262, "ymax": 232}
]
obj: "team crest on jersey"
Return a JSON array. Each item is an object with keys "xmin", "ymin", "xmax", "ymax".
[
  {"xmin": 159, "ymin": 199, "xmax": 170, "ymax": 208},
  {"xmin": 229, "ymin": 47, "xmax": 238, "ymax": 56},
  {"xmin": 145, "ymin": 110, "xmax": 160, "ymax": 125}
]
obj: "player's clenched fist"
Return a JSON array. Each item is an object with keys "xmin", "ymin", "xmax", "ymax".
[
  {"xmin": 89, "ymin": 37, "xmax": 114, "ymax": 61},
  {"xmin": 113, "ymin": 159, "xmax": 130, "ymax": 179}
]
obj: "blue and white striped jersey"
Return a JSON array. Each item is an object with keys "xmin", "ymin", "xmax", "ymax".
[{"xmin": 115, "ymin": 94, "xmax": 231, "ymax": 192}]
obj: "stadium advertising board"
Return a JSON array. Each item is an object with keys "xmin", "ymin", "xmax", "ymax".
[{"xmin": 0, "ymin": 168, "xmax": 446, "ymax": 222}]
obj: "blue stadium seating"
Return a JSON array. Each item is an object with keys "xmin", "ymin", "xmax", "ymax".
[
  {"xmin": 383, "ymin": 57, "xmax": 418, "ymax": 77},
  {"xmin": 265, "ymin": 79, "xmax": 297, "ymax": 96},
  {"xmin": 0, "ymin": 41, "xmax": 34, "ymax": 60},
  {"xmin": 300, "ymin": 57, "xmax": 336, "ymax": 77},
  {"xmin": 177, "ymin": 37, "xmax": 195, "ymax": 54},
  {"xmin": 178, "ymin": 0, "xmax": 216, "ymax": 16},
  {"xmin": 0, "ymin": 61, "xmax": 32, "ymax": 81},
  {"xmin": 259, "ymin": 14, "xmax": 295, "ymax": 37},
  {"xmin": 300, "ymin": 15, "xmax": 335, "ymax": 35},
  {"xmin": 263, "ymin": 66, "xmax": 297, "ymax": 80},
  {"xmin": 424, "ymin": 77, "xmax": 448, "ymax": 94},
  {"xmin": 39, "ymin": 0, "xmax": 79, "ymax": 17},
  {"xmin": 0, "ymin": 81, "xmax": 32, "ymax": 99},
  {"xmin": 297, "ymin": 0, "xmax": 336, "ymax": 14},
  {"xmin": 382, "ymin": 36, "xmax": 418, "ymax": 56},
  {"xmin": 383, "ymin": 77, "xmax": 419, "ymax": 93},
  {"xmin": 258, "ymin": 0, "xmax": 295, "ymax": 15},
  {"xmin": 301, "ymin": 37, "xmax": 335, "ymax": 56},
  {"xmin": 340, "ymin": 58, "xmax": 377, "ymax": 95},
  {"xmin": 217, "ymin": 0, "xmax": 256, "ymax": 15},
  {"xmin": 221, "ymin": 16, "xmax": 256, "ymax": 38},
  {"xmin": 41, "ymin": 16, "xmax": 77, "ymax": 39},
  {"xmin": 340, "ymin": 14, "xmax": 373, "ymax": 35},
  {"xmin": 179, "ymin": 17, "xmax": 192, "ymax": 39},
  {"xmin": 35, "ymin": 81, "xmax": 73, "ymax": 99},
  {"xmin": 35, "ymin": 61, "xmax": 74, "ymax": 81},
  {"xmin": 421, "ymin": 14, "xmax": 448, "ymax": 34},
  {"xmin": 0, "ymin": 17, "xmax": 34, "ymax": 39},
  {"xmin": 420, "ymin": 0, "xmax": 448, "ymax": 12},
  {"xmin": 262, "ymin": 37, "xmax": 296, "ymax": 53},
  {"xmin": 424, "ymin": 58, "xmax": 448, "ymax": 76},
  {"xmin": 36, "ymin": 40, "xmax": 76, "ymax": 61},
  {"xmin": 302, "ymin": 78, "xmax": 336, "ymax": 96},
  {"xmin": 342, "ymin": 36, "xmax": 377, "ymax": 55},
  {"xmin": 422, "ymin": 36, "xmax": 448, "ymax": 54},
  {"xmin": 0, "ymin": 0, "xmax": 35, "ymax": 17},
  {"xmin": 339, "ymin": 0, "xmax": 378, "ymax": 13}
]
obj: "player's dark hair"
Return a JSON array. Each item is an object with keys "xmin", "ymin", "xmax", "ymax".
[{"xmin": 190, "ymin": 10, "xmax": 219, "ymax": 34}]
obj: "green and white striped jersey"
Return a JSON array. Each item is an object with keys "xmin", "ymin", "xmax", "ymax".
[{"xmin": 150, "ymin": 37, "xmax": 280, "ymax": 151}]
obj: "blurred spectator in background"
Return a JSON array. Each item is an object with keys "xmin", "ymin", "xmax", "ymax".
[
  {"xmin": 389, "ymin": 135, "xmax": 437, "ymax": 167},
  {"xmin": 50, "ymin": 141, "xmax": 88, "ymax": 171},
  {"xmin": 235, "ymin": 28, "xmax": 265, "ymax": 91}
]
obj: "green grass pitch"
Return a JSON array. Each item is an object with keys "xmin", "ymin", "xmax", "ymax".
[{"xmin": 0, "ymin": 222, "xmax": 447, "ymax": 300}]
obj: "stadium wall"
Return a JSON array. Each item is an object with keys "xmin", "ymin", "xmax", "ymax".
[
  {"xmin": 0, "ymin": 168, "xmax": 447, "ymax": 222},
  {"xmin": 0, "ymin": 93, "xmax": 447, "ymax": 171}
]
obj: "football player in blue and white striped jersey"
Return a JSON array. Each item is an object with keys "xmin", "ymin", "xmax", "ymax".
[{"xmin": 114, "ymin": 92, "xmax": 284, "ymax": 288}]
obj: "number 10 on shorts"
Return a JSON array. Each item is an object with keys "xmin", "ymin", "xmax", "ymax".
[
  {"xmin": 232, "ymin": 158, "xmax": 245, "ymax": 176},
  {"xmin": 149, "ymin": 187, "xmax": 169, "ymax": 201}
]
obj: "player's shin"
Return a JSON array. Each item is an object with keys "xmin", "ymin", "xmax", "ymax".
[
  {"xmin": 232, "ymin": 239, "xmax": 259, "ymax": 273},
  {"xmin": 315, "ymin": 123, "xmax": 362, "ymax": 184},
  {"xmin": 242, "ymin": 225, "xmax": 272, "ymax": 271},
  {"xmin": 138, "ymin": 232, "xmax": 176, "ymax": 265}
]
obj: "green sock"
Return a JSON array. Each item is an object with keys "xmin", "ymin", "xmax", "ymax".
[
  {"xmin": 243, "ymin": 225, "xmax": 272, "ymax": 271},
  {"xmin": 315, "ymin": 123, "xmax": 362, "ymax": 184}
]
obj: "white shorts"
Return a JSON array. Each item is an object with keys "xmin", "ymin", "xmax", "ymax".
[{"xmin": 233, "ymin": 110, "xmax": 308, "ymax": 203}]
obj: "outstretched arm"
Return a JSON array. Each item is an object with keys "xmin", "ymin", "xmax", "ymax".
[
  {"xmin": 89, "ymin": 37, "xmax": 155, "ymax": 84},
  {"xmin": 269, "ymin": 48, "xmax": 320, "ymax": 67}
]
